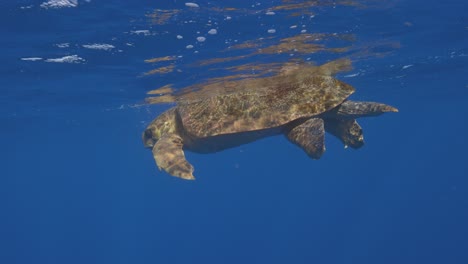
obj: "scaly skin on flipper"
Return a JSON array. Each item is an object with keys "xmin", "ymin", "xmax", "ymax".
[
  {"xmin": 153, "ymin": 134, "xmax": 195, "ymax": 180},
  {"xmin": 286, "ymin": 118, "xmax": 325, "ymax": 159},
  {"xmin": 331, "ymin": 100, "xmax": 398, "ymax": 119},
  {"xmin": 323, "ymin": 100, "xmax": 397, "ymax": 149},
  {"xmin": 143, "ymin": 108, "xmax": 195, "ymax": 180},
  {"xmin": 325, "ymin": 119, "xmax": 364, "ymax": 149}
]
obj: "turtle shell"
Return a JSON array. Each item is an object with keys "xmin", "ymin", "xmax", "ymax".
[{"xmin": 176, "ymin": 66, "xmax": 354, "ymax": 138}]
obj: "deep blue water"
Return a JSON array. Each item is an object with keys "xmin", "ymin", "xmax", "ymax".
[{"xmin": 1, "ymin": 0, "xmax": 467, "ymax": 263}]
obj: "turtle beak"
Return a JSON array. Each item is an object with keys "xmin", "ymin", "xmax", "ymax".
[{"xmin": 143, "ymin": 139, "xmax": 155, "ymax": 148}]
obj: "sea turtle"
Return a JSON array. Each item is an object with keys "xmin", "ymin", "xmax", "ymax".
[{"xmin": 143, "ymin": 62, "xmax": 397, "ymax": 180}]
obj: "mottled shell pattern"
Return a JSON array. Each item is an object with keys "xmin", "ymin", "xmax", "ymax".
[{"xmin": 177, "ymin": 65, "xmax": 355, "ymax": 138}]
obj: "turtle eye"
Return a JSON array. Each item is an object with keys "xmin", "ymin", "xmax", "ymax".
[
  {"xmin": 144, "ymin": 128, "xmax": 153, "ymax": 138},
  {"xmin": 143, "ymin": 128, "xmax": 157, "ymax": 147}
]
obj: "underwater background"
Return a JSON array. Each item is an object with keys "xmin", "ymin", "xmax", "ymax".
[{"xmin": 1, "ymin": 0, "xmax": 467, "ymax": 263}]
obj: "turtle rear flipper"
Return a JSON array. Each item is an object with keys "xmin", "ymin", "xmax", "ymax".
[
  {"xmin": 286, "ymin": 118, "xmax": 325, "ymax": 159},
  {"xmin": 334, "ymin": 101, "xmax": 398, "ymax": 119},
  {"xmin": 325, "ymin": 119, "xmax": 364, "ymax": 149},
  {"xmin": 152, "ymin": 134, "xmax": 195, "ymax": 180}
]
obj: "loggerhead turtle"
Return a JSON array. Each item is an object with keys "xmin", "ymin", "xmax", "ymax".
[{"xmin": 143, "ymin": 61, "xmax": 398, "ymax": 180}]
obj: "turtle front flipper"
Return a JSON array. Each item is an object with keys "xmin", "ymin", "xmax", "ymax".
[
  {"xmin": 152, "ymin": 134, "xmax": 195, "ymax": 180},
  {"xmin": 286, "ymin": 118, "xmax": 325, "ymax": 159},
  {"xmin": 325, "ymin": 119, "xmax": 364, "ymax": 149}
]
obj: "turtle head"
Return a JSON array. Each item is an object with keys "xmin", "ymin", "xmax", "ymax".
[{"xmin": 142, "ymin": 108, "xmax": 179, "ymax": 148}]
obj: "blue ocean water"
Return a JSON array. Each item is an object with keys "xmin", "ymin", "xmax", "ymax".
[{"xmin": 1, "ymin": 0, "xmax": 467, "ymax": 263}]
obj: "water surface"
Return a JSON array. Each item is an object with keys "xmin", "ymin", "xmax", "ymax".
[{"xmin": 1, "ymin": 1, "xmax": 467, "ymax": 263}]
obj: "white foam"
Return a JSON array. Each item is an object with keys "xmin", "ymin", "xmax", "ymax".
[
  {"xmin": 196, "ymin": 36, "xmax": 206, "ymax": 42},
  {"xmin": 40, "ymin": 0, "xmax": 78, "ymax": 9},
  {"xmin": 82, "ymin": 43, "xmax": 115, "ymax": 50},
  {"xmin": 208, "ymin": 29, "xmax": 217, "ymax": 35},
  {"xmin": 21, "ymin": 57, "xmax": 43, "ymax": 61},
  {"xmin": 45, "ymin": 55, "xmax": 84, "ymax": 63},
  {"xmin": 344, "ymin": 73, "xmax": 360, "ymax": 78},
  {"xmin": 130, "ymin": 30, "xmax": 151, "ymax": 36},
  {"xmin": 56, "ymin": 43, "xmax": 70, "ymax": 48},
  {"xmin": 185, "ymin": 2, "xmax": 199, "ymax": 8},
  {"xmin": 267, "ymin": 29, "xmax": 276, "ymax": 34}
]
